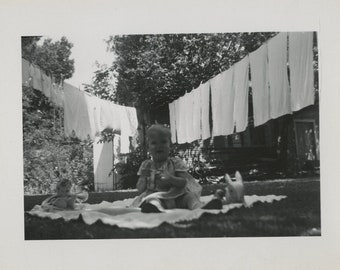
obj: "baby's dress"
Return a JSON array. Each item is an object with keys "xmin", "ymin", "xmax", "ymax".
[{"xmin": 131, "ymin": 157, "xmax": 202, "ymax": 209}]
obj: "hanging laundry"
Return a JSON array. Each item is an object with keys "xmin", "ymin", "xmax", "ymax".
[
  {"xmin": 84, "ymin": 94, "xmax": 103, "ymax": 139},
  {"xmin": 168, "ymin": 100, "xmax": 177, "ymax": 143},
  {"xmin": 200, "ymin": 81, "xmax": 211, "ymax": 140},
  {"xmin": 54, "ymin": 84, "xmax": 65, "ymax": 108},
  {"xmin": 192, "ymin": 87, "xmax": 201, "ymax": 142},
  {"xmin": 99, "ymin": 99, "xmax": 121, "ymax": 133},
  {"xmin": 93, "ymin": 137, "xmax": 114, "ymax": 192},
  {"xmin": 210, "ymin": 67, "xmax": 235, "ymax": 137},
  {"xmin": 125, "ymin": 106, "xmax": 138, "ymax": 137},
  {"xmin": 185, "ymin": 91, "xmax": 196, "ymax": 143},
  {"xmin": 268, "ymin": 32, "xmax": 292, "ymax": 119},
  {"xmin": 288, "ymin": 32, "xmax": 314, "ymax": 112},
  {"xmin": 22, "ymin": 59, "xmax": 31, "ymax": 86},
  {"xmin": 176, "ymin": 94, "xmax": 188, "ymax": 144},
  {"xmin": 118, "ymin": 105, "xmax": 131, "ymax": 154},
  {"xmin": 32, "ymin": 65, "xmax": 43, "ymax": 92},
  {"xmin": 41, "ymin": 71, "xmax": 52, "ymax": 99},
  {"xmin": 174, "ymin": 99, "xmax": 181, "ymax": 143},
  {"xmin": 63, "ymin": 82, "xmax": 92, "ymax": 140},
  {"xmin": 233, "ymin": 55, "xmax": 250, "ymax": 132},
  {"xmin": 249, "ymin": 43, "xmax": 271, "ymax": 126}
]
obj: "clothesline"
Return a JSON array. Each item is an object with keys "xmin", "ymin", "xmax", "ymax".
[
  {"xmin": 169, "ymin": 32, "xmax": 315, "ymax": 144},
  {"xmin": 21, "ymin": 58, "xmax": 138, "ymax": 154}
]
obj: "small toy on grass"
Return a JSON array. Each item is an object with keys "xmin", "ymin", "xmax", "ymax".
[{"xmin": 41, "ymin": 179, "xmax": 88, "ymax": 210}]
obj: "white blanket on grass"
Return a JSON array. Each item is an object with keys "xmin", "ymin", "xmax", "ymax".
[{"xmin": 28, "ymin": 194, "xmax": 286, "ymax": 229}]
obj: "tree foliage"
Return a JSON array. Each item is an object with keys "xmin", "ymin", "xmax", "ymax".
[
  {"xmin": 21, "ymin": 36, "xmax": 75, "ymax": 84},
  {"xmin": 23, "ymin": 86, "xmax": 94, "ymax": 194},
  {"xmin": 105, "ymin": 32, "xmax": 277, "ymax": 107},
  {"xmin": 22, "ymin": 36, "xmax": 92, "ymax": 195},
  {"xmin": 83, "ymin": 63, "xmax": 116, "ymax": 101}
]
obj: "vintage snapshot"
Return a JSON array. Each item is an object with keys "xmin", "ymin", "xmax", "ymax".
[{"xmin": 22, "ymin": 32, "xmax": 320, "ymax": 239}]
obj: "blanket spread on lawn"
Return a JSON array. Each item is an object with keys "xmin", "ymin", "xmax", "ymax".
[{"xmin": 27, "ymin": 194, "xmax": 286, "ymax": 229}]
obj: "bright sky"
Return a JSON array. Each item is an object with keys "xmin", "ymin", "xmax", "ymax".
[{"xmin": 40, "ymin": 34, "xmax": 115, "ymax": 90}]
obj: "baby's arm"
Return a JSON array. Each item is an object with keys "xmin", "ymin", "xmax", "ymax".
[{"xmin": 157, "ymin": 171, "xmax": 187, "ymax": 189}]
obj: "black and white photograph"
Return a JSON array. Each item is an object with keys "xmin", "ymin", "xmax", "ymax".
[
  {"xmin": 1, "ymin": 1, "xmax": 340, "ymax": 270},
  {"xmin": 22, "ymin": 32, "xmax": 321, "ymax": 239}
]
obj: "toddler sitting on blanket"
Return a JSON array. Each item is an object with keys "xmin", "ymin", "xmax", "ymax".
[
  {"xmin": 41, "ymin": 179, "xmax": 88, "ymax": 210},
  {"xmin": 131, "ymin": 124, "xmax": 245, "ymax": 213}
]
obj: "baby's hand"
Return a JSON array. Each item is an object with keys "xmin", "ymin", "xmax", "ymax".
[{"xmin": 156, "ymin": 171, "xmax": 172, "ymax": 189}]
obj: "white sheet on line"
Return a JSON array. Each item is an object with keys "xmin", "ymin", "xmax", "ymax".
[
  {"xmin": 169, "ymin": 101, "xmax": 177, "ymax": 143},
  {"xmin": 200, "ymin": 81, "xmax": 211, "ymax": 140},
  {"xmin": 210, "ymin": 67, "xmax": 235, "ymax": 136},
  {"xmin": 249, "ymin": 43, "xmax": 271, "ymax": 126},
  {"xmin": 288, "ymin": 32, "xmax": 314, "ymax": 112},
  {"xmin": 192, "ymin": 87, "xmax": 202, "ymax": 142},
  {"xmin": 268, "ymin": 32, "xmax": 292, "ymax": 119},
  {"xmin": 233, "ymin": 55, "xmax": 250, "ymax": 132},
  {"xmin": 93, "ymin": 137, "xmax": 114, "ymax": 192}
]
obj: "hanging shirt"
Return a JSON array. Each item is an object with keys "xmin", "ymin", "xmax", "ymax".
[
  {"xmin": 249, "ymin": 43, "xmax": 271, "ymax": 126},
  {"xmin": 200, "ymin": 81, "xmax": 211, "ymax": 140},
  {"xmin": 268, "ymin": 32, "xmax": 292, "ymax": 119},
  {"xmin": 63, "ymin": 82, "xmax": 92, "ymax": 140},
  {"xmin": 210, "ymin": 67, "xmax": 235, "ymax": 137},
  {"xmin": 288, "ymin": 32, "xmax": 314, "ymax": 112},
  {"xmin": 192, "ymin": 87, "xmax": 202, "ymax": 142},
  {"xmin": 168, "ymin": 100, "xmax": 177, "ymax": 143},
  {"xmin": 233, "ymin": 55, "xmax": 250, "ymax": 132}
]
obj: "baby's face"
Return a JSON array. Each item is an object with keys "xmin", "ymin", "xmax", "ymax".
[
  {"xmin": 148, "ymin": 134, "xmax": 171, "ymax": 162},
  {"xmin": 57, "ymin": 182, "xmax": 72, "ymax": 196}
]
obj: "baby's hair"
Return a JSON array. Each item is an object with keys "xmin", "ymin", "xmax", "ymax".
[{"xmin": 146, "ymin": 124, "xmax": 171, "ymax": 142}]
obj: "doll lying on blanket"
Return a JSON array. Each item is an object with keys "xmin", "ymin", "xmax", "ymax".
[
  {"xmin": 130, "ymin": 124, "xmax": 245, "ymax": 213},
  {"xmin": 41, "ymin": 179, "xmax": 88, "ymax": 210}
]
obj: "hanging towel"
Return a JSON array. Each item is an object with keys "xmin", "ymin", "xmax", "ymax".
[
  {"xmin": 63, "ymin": 83, "xmax": 92, "ymax": 140},
  {"xmin": 22, "ymin": 59, "xmax": 31, "ymax": 86},
  {"xmin": 168, "ymin": 101, "xmax": 177, "ymax": 143},
  {"xmin": 118, "ymin": 105, "xmax": 131, "ymax": 154},
  {"xmin": 249, "ymin": 43, "xmax": 271, "ymax": 126},
  {"xmin": 288, "ymin": 32, "xmax": 314, "ymax": 112},
  {"xmin": 233, "ymin": 56, "xmax": 250, "ymax": 132},
  {"xmin": 192, "ymin": 87, "xmax": 202, "ymax": 142},
  {"xmin": 93, "ymin": 137, "xmax": 114, "ymax": 192},
  {"xmin": 268, "ymin": 32, "xmax": 292, "ymax": 119},
  {"xmin": 125, "ymin": 106, "xmax": 138, "ymax": 137},
  {"xmin": 185, "ymin": 91, "xmax": 196, "ymax": 143},
  {"xmin": 176, "ymin": 95, "xmax": 188, "ymax": 144},
  {"xmin": 200, "ymin": 81, "xmax": 211, "ymax": 140},
  {"xmin": 210, "ymin": 67, "xmax": 235, "ymax": 137}
]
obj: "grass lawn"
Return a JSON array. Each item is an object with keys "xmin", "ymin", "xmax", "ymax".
[{"xmin": 24, "ymin": 177, "xmax": 320, "ymax": 239}]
